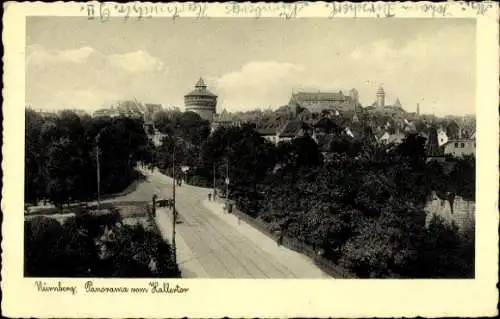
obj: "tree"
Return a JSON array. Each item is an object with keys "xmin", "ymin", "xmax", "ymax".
[
  {"xmin": 198, "ymin": 125, "xmax": 277, "ymax": 213},
  {"xmin": 412, "ymin": 215, "xmax": 474, "ymax": 278},
  {"xmin": 25, "ymin": 110, "xmax": 151, "ymax": 206},
  {"xmin": 340, "ymin": 202, "xmax": 426, "ymax": 278},
  {"xmin": 24, "ymin": 217, "xmax": 67, "ymax": 276},
  {"xmin": 153, "ymin": 109, "xmax": 182, "ymax": 135},
  {"xmin": 25, "ymin": 110, "xmax": 45, "ymax": 204},
  {"xmin": 45, "ymin": 136, "xmax": 91, "ymax": 207},
  {"xmin": 177, "ymin": 111, "xmax": 211, "ymax": 146}
]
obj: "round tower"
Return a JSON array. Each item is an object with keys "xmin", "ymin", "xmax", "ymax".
[
  {"xmin": 376, "ymin": 86, "xmax": 385, "ymax": 108},
  {"xmin": 184, "ymin": 77, "xmax": 218, "ymax": 121}
]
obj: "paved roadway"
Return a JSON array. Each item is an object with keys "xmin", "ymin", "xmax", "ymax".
[{"xmin": 111, "ymin": 168, "xmax": 330, "ymax": 278}]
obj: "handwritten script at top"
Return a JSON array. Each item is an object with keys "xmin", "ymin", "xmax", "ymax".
[
  {"xmin": 80, "ymin": 2, "xmax": 495, "ymax": 21},
  {"xmin": 81, "ymin": 3, "xmax": 208, "ymax": 21},
  {"xmin": 327, "ymin": 1, "xmax": 493, "ymax": 18}
]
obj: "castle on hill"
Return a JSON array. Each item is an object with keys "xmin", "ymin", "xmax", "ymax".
[
  {"xmin": 287, "ymin": 86, "xmax": 418, "ymax": 119},
  {"xmin": 288, "ymin": 88, "xmax": 361, "ymax": 115}
]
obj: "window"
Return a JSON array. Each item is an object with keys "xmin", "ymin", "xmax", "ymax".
[
  {"xmin": 460, "ymin": 143, "xmax": 465, "ymax": 148},
  {"xmin": 454, "ymin": 142, "xmax": 459, "ymax": 148}
]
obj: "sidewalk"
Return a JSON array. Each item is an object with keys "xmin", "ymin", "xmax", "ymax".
[
  {"xmin": 203, "ymin": 199, "xmax": 330, "ymax": 278},
  {"xmin": 154, "ymin": 207, "xmax": 209, "ymax": 278}
]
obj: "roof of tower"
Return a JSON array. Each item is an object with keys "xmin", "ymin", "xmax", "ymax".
[
  {"xmin": 185, "ymin": 77, "xmax": 217, "ymax": 98},
  {"xmin": 216, "ymin": 108, "xmax": 232, "ymax": 122},
  {"xmin": 377, "ymin": 86, "xmax": 385, "ymax": 94},
  {"xmin": 195, "ymin": 77, "xmax": 207, "ymax": 88}
]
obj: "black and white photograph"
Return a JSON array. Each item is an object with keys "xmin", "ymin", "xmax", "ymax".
[
  {"xmin": 22, "ymin": 14, "xmax": 479, "ymax": 280},
  {"xmin": 3, "ymin": 2, "xmax": 499, "ymax": 317}
]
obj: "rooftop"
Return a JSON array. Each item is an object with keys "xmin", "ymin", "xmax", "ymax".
[
  {"xmin": 280, "ymin": 120, "xmax": 311, "ymax": 138},
  {"xmin": 185, "ymin": 77, "xmax": 217, "ymax": 98},
  {"xmin": 290, "ymin": 91, "xmax": 349, "ymax": 103}
]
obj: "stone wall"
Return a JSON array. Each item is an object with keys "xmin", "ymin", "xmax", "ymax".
[{"xmin": 424, "ymin": 194, "xmax": 475, "ymax": 232}]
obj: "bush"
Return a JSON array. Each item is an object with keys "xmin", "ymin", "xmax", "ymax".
[
  {"xmin": 24, "ymin": 217, "xmax": 67, "ymax": 276},
  {"xmin": 411, "ymin": 215, "xmax": 474, "ymax": 278},
  {"xmin": 24, "ymin": 208, "xmax": 180, "ymax": 278}
]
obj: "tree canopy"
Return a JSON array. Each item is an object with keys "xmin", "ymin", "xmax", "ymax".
[{"xmin": 25, "ymin": 110, "xmax": 154, "ymax": 207}]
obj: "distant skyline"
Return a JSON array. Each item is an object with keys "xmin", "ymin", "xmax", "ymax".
[{"xmin": 26, "ymin": 17, "xmax": 476, "ymax": 116}]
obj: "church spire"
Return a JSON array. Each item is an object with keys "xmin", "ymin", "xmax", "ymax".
[
  {"xmin": 352, "ymin": 103, "xmax": 359, "ymax": 123},
  {"xmin": 394, "ymin": 98, "xmax": 401, "ymax": 108}
]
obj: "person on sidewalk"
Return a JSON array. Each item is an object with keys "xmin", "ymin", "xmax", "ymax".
[
  {"xmin": 208, "ymin": 193, "xmax": 212, "ymax": 201},
  {"xmin": 276, "ymin": 230, "xmax": 284, "ymax": 247}
]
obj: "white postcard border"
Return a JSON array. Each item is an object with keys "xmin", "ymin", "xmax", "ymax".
[{"xmin": 2, "ymin": 2, "xmax": 499, "ymax": 318}]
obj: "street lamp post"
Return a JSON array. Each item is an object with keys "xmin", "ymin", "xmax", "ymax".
[
  {"xmin": 95, "ymin": 133, "xmax": 101, "ymax": 209},
  {"xmin": 213, "ymin": 161, "xmax": 216, "ymax": 199},
  {"xmin": 225, "ymin": 158, "xmax": 230, "ymax": 211},
  {"xmin": 171, "ymin": 143, "xmax": 177, "ymax": 265}
]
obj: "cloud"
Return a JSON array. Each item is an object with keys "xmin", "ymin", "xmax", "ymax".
[
  {"xmin": 348, "ymin": 39, "xmax": 397, "ymax": 61},
  {"xmin": 26, "ymin": 21, "xmax": 475, "ymax": 116},
  {"xmin": 26, "ymin": 45, "xmax": 171, "ymax": 112},
  {"xmin": 214, "ymin": 61, "xmax": 304, "ymax": 110},
  {"xmin": 27, "ymin": 45, "xmax": 96, "ymax": 65},
  {"xmin": 58, "ymin": 47, "xmax": 96, "ymax": 63},
  {"xmin": 27, "ymin": 45, "xmax": 166, "ymax": 73},
  {"xmin": 339, "ymin": 30, "xmax": 475, "ymax": 114},
  {"xmin": 107, "ymin": 50, "xmax": 166, "ymax": 73},
  {"xmin": 214, "ymin": 27, "xmax": 474, "ymax": 115}
]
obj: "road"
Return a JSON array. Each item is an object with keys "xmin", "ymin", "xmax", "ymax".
[{"xmin": 101, "ymin": 168, "xmax": 330, "ymax": 278}]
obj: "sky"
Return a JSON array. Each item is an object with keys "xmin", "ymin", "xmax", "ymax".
[{"xmin": 26, "ymin": 17, "xmax": 476, "ymax": 116}]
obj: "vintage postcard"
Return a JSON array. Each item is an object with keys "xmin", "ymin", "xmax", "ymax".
[{"xmin": 2, "ymin": 1, "xmax": 499, "ymax": 318}]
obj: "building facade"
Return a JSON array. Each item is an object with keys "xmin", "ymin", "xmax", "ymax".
[
  {"xmin": 443, "ymin": 139, "xmax": 476, "ymax": 157},
  {"xmin": 288, "ymin": 88, "xmax": 360, "ymax": 114},
  {"xmin": 184, "ymin": 78, "xmax": 218, "ymax": 122},
  {"xmin": 210, "ymin": 109, "xmax": 246, "ymax": 134},
  {"xmin": 376, "ymin": 86, "xmax": 385, "ymax": 108},
  {"xmin": 366, "ymin": 87, "xmax": 408, "ymax": 119}
]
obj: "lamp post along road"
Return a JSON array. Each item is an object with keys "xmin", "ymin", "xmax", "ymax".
[
  {"xmin": 95, "ymin": 133, "xmax": 101, "ymax": 209},
  {"xmin": 213, "ymin": 161, "xmax": 216, "ymax": 199},
  {"xmin": 225, "ymin": 159, "xmax": 230, "ymax": 211},
  {"xmin": 171, "ymin": 143, "xmax": 177, "ymax": 265}
]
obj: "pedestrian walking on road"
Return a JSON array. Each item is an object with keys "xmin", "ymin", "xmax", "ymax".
[
  {"xmin": 276, "ymin": 231, "xmax": 283, "ymax": 247},
  {"xmin": 208, "ymin": 193, "xmax": 212, "ymax": 201}
]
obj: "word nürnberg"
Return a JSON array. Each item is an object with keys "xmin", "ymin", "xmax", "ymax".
[
  {"xmin": 35, "ymin": 281, "xmax": 77, "ymax": 295},
  {"xmin": 34, "ymin": 281, "xmax": 189, "ymax": 295}
]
